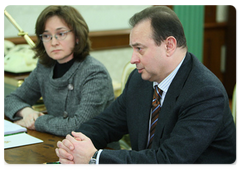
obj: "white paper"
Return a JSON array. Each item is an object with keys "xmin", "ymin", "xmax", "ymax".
[
  {"xmin": 4, "ymin": 132, "xmax": 43, "ymax": 149},
  {"xmin": 4, "ymin": 120, "xmax": 27, "ymax": 135}
]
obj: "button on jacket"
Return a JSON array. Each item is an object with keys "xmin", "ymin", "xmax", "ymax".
[
  {"xmin": 5, "ymin": 55, "xmax": 115, "ymax": 136},
  {"xmin": 78, "ymin": 52, "xmax": 236, "ymax": 163}
]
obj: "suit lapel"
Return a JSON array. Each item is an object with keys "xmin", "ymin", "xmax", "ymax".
[
  {"xmin": 134, "ymin": 80, "xmax": 153, "ymax": 150},
  {"xmin": 152, "ymin": 53, "xmax": 193, "ymax": 147}
]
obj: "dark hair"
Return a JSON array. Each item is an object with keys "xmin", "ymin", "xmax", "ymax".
[
  {"xmin": 34, "ymin": 5, "xmax": 91, "ymax": 66},
  {"xmin": 129, "ymin": 6, "xmax": 187, "ymax": 48}
]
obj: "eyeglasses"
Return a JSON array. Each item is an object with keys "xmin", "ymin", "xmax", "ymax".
[{"xmin": 39, "ymin": 30, "xmax": 72, "ymax": 42}]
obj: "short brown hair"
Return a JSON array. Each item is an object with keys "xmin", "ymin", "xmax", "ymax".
[
  {"xmin": 34, "ymin": 5, "xmax": 91, "ymax": 66},
  {"xmin": 129, "ymin": 6, "xmax": 187, "ymax": 48}
]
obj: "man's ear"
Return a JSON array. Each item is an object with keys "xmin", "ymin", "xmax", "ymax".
[{"xmin": 165, "ymin": 36, "xmax": 177, "ymax": 57}]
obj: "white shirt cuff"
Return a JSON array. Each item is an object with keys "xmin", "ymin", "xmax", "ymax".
[{"xmin": 96, "ymin": 149, "xmax": 103, "ymax": 164}]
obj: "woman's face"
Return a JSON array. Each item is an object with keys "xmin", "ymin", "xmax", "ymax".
[{"xmin": 42, "ymin": 15, "xmax": 76, "ymax": 63}]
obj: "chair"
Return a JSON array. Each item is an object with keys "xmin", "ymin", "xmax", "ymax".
[
  {"xmin": 119, "ymin": 62, "xmax": 136, "ymax": 150},
  {"xmin": 232, "ymin": 84, "xmax": 236, "ymax": 124},
  {"xmin": 120, "ymin": 62, "xmax": 136, "ymax": 93}
]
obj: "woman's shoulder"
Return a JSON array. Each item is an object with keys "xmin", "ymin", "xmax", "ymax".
[
  {"xmin": 36, "ymin": 60, "xmax": 54, "ymax": 69},
  {"xmin": 81, "ymin": 55, "xmax": 108, "ymax": 71},
  {"xmin": 28, "ymin": 60, "xmax": 54, "ymax": 80}
]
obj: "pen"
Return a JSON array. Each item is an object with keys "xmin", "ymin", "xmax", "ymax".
[{"xmin": 43, "ymin": 161, "xmax": 61, "ymax": 165}]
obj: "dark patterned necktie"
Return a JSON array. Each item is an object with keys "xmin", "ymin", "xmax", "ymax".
[{"xmin": 147, "ymin": 85, "xmax": 163, "ymax": 148}]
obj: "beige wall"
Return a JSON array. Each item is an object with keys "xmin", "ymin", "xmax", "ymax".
[
  {"xmin": 4, "ymin": 5, "xmax": 148, "ymax": 85},
  {"xmin": 4, "ymin": 5, "xmax": 150, "ymax": 37}
]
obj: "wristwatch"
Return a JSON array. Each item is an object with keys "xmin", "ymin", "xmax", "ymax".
[{"xmin": 89, "ymin": 150, "xmax": 98, "ymax": 164}]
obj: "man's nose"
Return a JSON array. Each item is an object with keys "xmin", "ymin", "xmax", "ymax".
[{"xmin": 130, "ymin": 52, "xmax": 140, "ymax": 64}]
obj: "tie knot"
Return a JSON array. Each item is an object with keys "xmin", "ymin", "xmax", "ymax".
[
  {"xmin": 152, "ymin": 86, "xmax": 162, "ymax": 107},
  {"xmin": 154, "ymin": 86, "xmax": 162, "ymax": 100}
]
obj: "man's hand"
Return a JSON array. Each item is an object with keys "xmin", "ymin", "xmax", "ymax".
[
  {"xmin": 56, "ymin": 131, "xmax": 97, "ymax": 164},
  {"xmin": 14, "ymin": 107, "xmax": 44, "ymax": 130},
  {"xmin": 55, "ymin": 140, "xmax": 74, "ymax": 164}
]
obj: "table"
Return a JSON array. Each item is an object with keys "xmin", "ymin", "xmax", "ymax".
[{"xmin": 4, "ymin": 129, "xmax": 64, "ymax": 164}]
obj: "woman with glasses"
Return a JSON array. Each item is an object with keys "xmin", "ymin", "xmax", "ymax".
[{"xmin": 5, "ymin": 6, "xmax": 115, "ymax": 138}]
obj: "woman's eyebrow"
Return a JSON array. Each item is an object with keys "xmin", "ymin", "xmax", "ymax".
[{"xmin": 43, "ymin": 27, "xmax": 67, "ymax": 33}]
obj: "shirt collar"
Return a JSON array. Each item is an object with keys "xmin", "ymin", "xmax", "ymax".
[{"xmin": 153, "ymin": 56, "xmax": 186, "ymax": 92}]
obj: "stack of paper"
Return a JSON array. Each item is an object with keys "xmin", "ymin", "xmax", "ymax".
[
  {"xmin": 4, "ymin": 119, "xmax": 27, "ymax": 135},
  {"xmin": 4, "ymin": 120, "xmax": 43, "ymax": 149},
  {"xmin": 4, "ymin": 132, "xmax": 43, "ymax": 149}
]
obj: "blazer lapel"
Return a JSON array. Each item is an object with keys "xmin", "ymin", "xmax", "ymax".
[
  {"xmin": 152, "ymin": 52, "xmax": 193, "ymax": 147},
  {"xmin": 135, "ymin": 80, "xmax": 153, "ymax": 150}
]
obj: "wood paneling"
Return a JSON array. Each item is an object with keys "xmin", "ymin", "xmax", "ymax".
[
  {"xmin": 203, "ymin": 22, "xmax": 227, "ymax": 82},
  {"xmin": 204, "ymin": 6, "xmax": 216, "ymax": 23},
  {"xmin": 5, "ymin": 29, "xmax": 131, "ymax": 51},
  {"xmin": 224, "ymin": 6, "xmax": 236, "ymax": 97},
  {"xmin": 5, "ymin": 6, "xmax": 236, "ymax": 96},
  {"xmin": 5, "ymin": 6, "xmax": 174, "ymax": 51},
  {"xmin": 203, "ymin": 6, "xmax": 236, "ymax": 97},
  {"xmin": 89, "ymin": 29, "xmax": 130, "ymax": 50}
]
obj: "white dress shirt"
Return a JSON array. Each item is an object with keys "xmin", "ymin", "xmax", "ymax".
[
  {"xmin": 97, "ymin": 56, "xmax": 186, "ymax": 163},
  {"xmin": 147, "ymin": 56, "xmax": 186, "ymax": 146}
]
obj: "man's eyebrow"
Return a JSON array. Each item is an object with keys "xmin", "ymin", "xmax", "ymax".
[{"xmin": 129, "ymin": 43, "xmax": 144, "ymax": 47}]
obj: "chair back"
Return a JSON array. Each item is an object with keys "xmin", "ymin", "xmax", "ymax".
[{"xmin": 121, "ymin": 62, "xmax": 136, "ymax": 93}]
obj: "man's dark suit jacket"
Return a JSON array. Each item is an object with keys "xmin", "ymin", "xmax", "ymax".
[{"xmin": 79, "ymin": 52, "xmax": 236, "ymax": 163}]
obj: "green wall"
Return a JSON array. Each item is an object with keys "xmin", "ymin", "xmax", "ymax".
[{"xmin": 174, "ymin": 6, "xmax": 204, "ymax": 62}]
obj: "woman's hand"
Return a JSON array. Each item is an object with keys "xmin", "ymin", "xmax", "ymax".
[{"xmin": 14, "ymin": 107, "xmax": 44, "ymax": 130}]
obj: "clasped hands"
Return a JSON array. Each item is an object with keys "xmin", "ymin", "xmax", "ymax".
[{"xmin": 56, "ymin": 131, "xmax": 97, "ymax": 164}]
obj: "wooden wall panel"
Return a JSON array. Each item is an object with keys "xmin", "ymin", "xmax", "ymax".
[
  {"xmin": 5, "ymin": 5, "xmax": 236, "ymax": 97},
  {"xmin": 203, "ymin": 6, "xmax": 236, "ymax": 97},
  {"xmin": 4, "ymin": 29, "xmax": 131, "ymax": 51},
  {"xmin": 203, "ymin": 23, "xmax": 226, "ymax": 82},
  {"xmin": 223, "ymin": 6, "xmax": 236, "ymax": 97},
  {"xmin": 204, "ymin": 6, "xmax": 216, "ymax": 23}
]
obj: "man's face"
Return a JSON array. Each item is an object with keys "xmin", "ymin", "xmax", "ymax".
[{"xmin": 129, "ymin": 19, "xmax": 168, "ymax": 83}]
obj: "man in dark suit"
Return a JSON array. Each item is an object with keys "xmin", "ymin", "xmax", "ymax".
[{"xmin": 55, "ymin": 6, "xmax": 236, "ymax": 164}]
